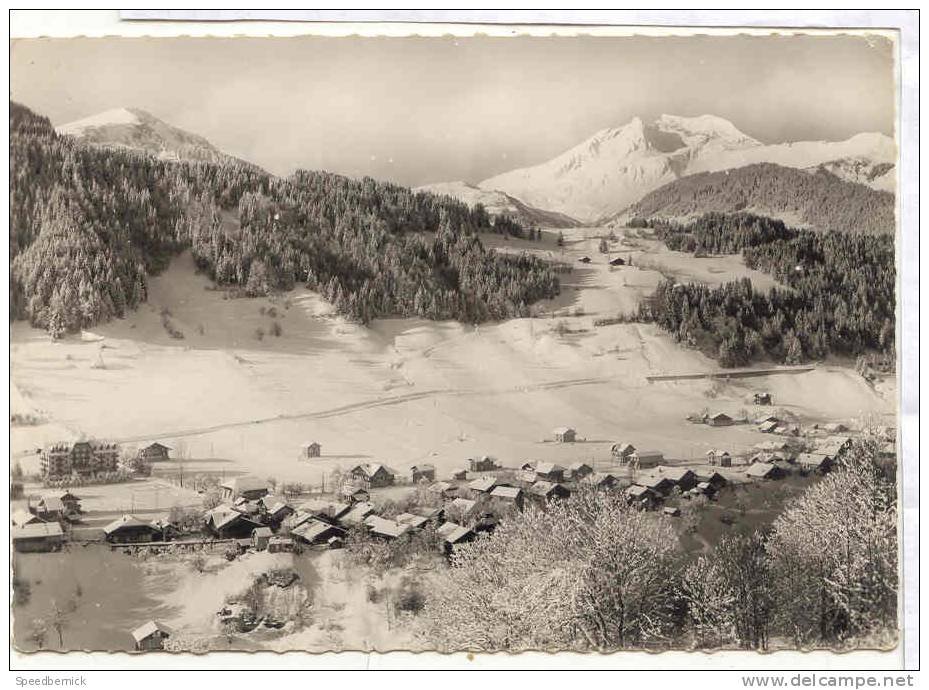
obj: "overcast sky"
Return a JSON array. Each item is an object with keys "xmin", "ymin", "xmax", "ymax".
[{"xmin": 11, "ymin": 33, "xmax": 895, "ymax": 187}]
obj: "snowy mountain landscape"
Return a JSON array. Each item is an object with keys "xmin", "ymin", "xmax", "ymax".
[
  {"xmin": 10, "ymin": 28, "xmax": 902, "ymax": 662},
  {"xmin": 449, "ymin": 114, "xmax": 897, "ymax": 223},
  {"xmin": 56, "ymin": 107, "xmax": 254, "ymax": 168}
]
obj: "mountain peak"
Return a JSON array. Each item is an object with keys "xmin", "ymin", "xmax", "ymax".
[
  {"xmin": 476, "ymin": 114, "xmax": 894, "ymax": 222},
  {"xmin": 654, "ymin": 114, "xmax": 761, "ymax": 148},
  {"xmin": 55, "ymin": 106, "xmax": 257, "ymax": 169}
]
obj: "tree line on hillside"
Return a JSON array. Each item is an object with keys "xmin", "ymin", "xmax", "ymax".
[
  {"xmin": 626, "ymin": 163, "xmax": 895, "ymax": 236},
  {"xmin": 10, "ymin": 102, "xmax": 559, "ymax": 335},
  {"xmin": 635, "ymin": 213, "xmax": 894, "ymax": 367},
  {"xmin": 419, "ymin": 440, "xmax": 896, "ymax": 652},
  {"xmin": 631, "ymin": 212, "xmax": 797, "ymax": 254}
]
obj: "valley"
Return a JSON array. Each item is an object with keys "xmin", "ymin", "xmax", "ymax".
[{"xmin": 10, "ymin": 226, "xmax": 893, "ymax": 490}]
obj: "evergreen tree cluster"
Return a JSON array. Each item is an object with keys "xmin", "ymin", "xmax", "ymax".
[
  {"xmin": 639, "ymin": 213, "xmax": 895, "ymax": 367},
  {"xmin": 644, "ymin": 212, "xmax": 797, "ymax": 254},
  {"xmin": 626, "ymin": 163, "xmax": 895, "ymax": 236},
  {"xmin": 10, "ymin": 102, "xmax": 559, "ymax": 335}
]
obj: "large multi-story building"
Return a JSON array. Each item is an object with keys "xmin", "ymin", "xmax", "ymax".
[{"xmin": 40, "ymin": 441, "xmax": 120, "ymax": 478}]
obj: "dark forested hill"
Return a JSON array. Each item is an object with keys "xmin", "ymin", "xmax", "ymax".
[
  {"xmin": 10, "ymin": 102, "xmax": 559, "ymax": 336},
  {"xmin": 636, "ymin": 212, "xmax": 895, "ymax": 367},
  {"xmin": 622, "ymin": 163, "xmax": 895, "ymax": 235}
]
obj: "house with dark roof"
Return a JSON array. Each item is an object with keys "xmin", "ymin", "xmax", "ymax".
[
  {"xmin": 139, "ymin": 442, "xmax": 171, "ymax": 462},
  {"xmin": 745, "ymin": 462, "xmax": 785, "ymax": 481},
  {"xmin": 797, "ymin": 453, "xmax": 834, "ymax": 474},
  {"xmin": 468, "ymin": 476, "xmax": 499, "ymax": 494},
  {"xmin": 611, "ymin": 442, "xmax": 636, "ymax": 462},
  {"xmin": 625, "ymin": 485, "xmax": 659, "ymax": 509},
  {"xmin": 349, "ymin": 463, "xmax": 396, "ymax": 489},
  {"xmin": 104, "ymin": 515, "xmax": 161, "ymax": 544},
  {"xmin": 396, "ymin": 512, "xmax": 430, "ymax": 530},
  {"xmin": 706, "ymin": 412, "xmax": 734, "ymax": 427},
  {"xmin": 429, "ymin": 481, "xmax": 458, "ymax": 499},
  {"xmin": 301, "ymin": 442, "xmax": 322, "ymax": 459},
  {"xmin": 490, "ymin": 485, "xmax": 525, "ymax": 511},
  {"xmin": 640, "ymin": 473, "xmax": 676, "ymax": 496},
  {"xmin": 340, "ymin": 502, "xmax": 376, "ymax": 527},
  {"xmin": 694, "ymin": 470, "xmax": 727, "ymax": 491},
  {"xmin": 409, "ymin": 464, "xmax": 437, "ymax": 484},
  {"xmin": 363, "ymin": 515, "xmax": 409, "ymax": 540},
  {"xmin": 268, "ymin": 535, "xmax": 295, "ymax": 553},
  {"xmin": 32, "ymin": 496, "xmax": 65, "ymax": 522},
  {"xmin": 468, "ymin": 456, "xmax": 498, "ymax": 473},
  {"xmin": 131, "ymin": 620, "xmax": 173, "ymax": 651},
  {"xmin": 220, "ymin": 476, "xmax": 269, "ymax": 502},
  {"xmin": 12, "ymin": 522, "xmax": 65, "ymax": 552},
  {"xmin": 300, "ymin": 498, "xmax": 351, "ymax": 522},
  {"xmin": 534, "ymin": 462, "xmax": 566, "ymax": 482},
  {"xmin": 436, "ymin": 521, "xmax": 475, "ymax": 554},
  {"xmin": 258, "ymin": 495, "xmax": 295, "ymax": 526},
  {"xmin": 528, "ymin": 481, "xmax": 571, "ymax": 504},
  {"xmin": 656, "ymin": 466, "xmax": 698, "ymax": 492},
  {"xmin": 567, "ymin": 462, "xmax": 594, "ymax": 480},
  {"xmin": 630, "ymin": 450, "xmax": 664, "ymax": 468},
  {"xmin": 447, "ymin": 498, "xmax": 482, "ymax": 523},
  {"xmin": 339, "ymin": 484, "xmax": 370, "ymax": 504},
  {"xmin": 582, "ymin": 472, "xmax": 619, "ymax": 491},
  {"xmin": 292, "ymin": 519, "xmax": 345, "ymax": 546},
  {"xmin": 206, "ymin": 507, "xmax": 263, "ymax": 539},
  {"xmin": 251, "ymin": 526, "xmax": 273, "ymax": 550}
]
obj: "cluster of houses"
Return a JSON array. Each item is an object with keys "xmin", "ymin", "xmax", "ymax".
[
  {"xmin": 623, "ymin": 466, "xmax": 728, "ymax": 512},
  {"xmin": 11, "ymin": 490, "xmax": 83, "ymax": 552},
  {"xmin": 39, "ymin": 440, "xmax": 172, "ymax": 479}
]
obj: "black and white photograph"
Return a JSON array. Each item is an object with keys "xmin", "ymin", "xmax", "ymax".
[{"xmin": 6, "ymin": 10, "xmax": 917, "ymax": 673}]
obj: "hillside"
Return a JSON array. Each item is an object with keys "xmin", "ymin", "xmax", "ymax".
[
  {"xmin": 56, "ymin": 107, "xmax": 257, "ymax": 169},
  {"xmin": 415, "ymin": 181, "xmax": 581, "ymax": 228},
  {"xmin": 471, "ymin": 114, "xmax": 895, "ymax": 223},
  {"xmin": 10, "ymin": 102, "xmax": 559, "ymax": 336},
  {"xmin": 621, "ymin": 163, "xmax": 895, "ymax": 235}
]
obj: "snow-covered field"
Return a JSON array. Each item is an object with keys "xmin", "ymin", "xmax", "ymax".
[{"xmin": 10, "ymin": 227, "xmax": 895, "ymax": 489}]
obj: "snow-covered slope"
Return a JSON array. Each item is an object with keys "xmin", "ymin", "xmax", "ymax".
[
  {"xmin": 475, "ymin": 115, "xmax": 895, "ymax": 223},
  {"xmin": 415, "ymin": 181, "xmax": 581, "ymax": 227},
  {"xmin": 56, "ymin": 107, "xmax": 253, "ymax": 168}
]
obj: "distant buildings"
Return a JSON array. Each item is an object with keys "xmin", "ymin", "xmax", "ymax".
[
  {"xmin": 567, "ymin": 462, "xmax": 594, "ymax": 481},
  {"xmin": 131, "ymin": 621, "xmax": 173, "ymax": 652},
  {"xmin": 553, "ymin": 427, "xmax": 576, "ymax": 443},
  {"xmin": 629, "ymin": 449, "xmax": 663, "ymax": 469},
  {"xmin": 528, "ymin": 481, "xmax": 571, "ymax": 504},
  {"xmin": 220, "ymin": 476, "xmax": 269, "ymax": 502},
  {"xmin": 103, "ymin": 515, "xmax": 161, "ymax": 544},
  {"xmin": 753, "ymin": 392, "xmax": 772, "ymax": 405},
  {"xmin": 41, "ymin": 440, "xmax": 119, "ymax": 479},
  {"xmin": 409, "ymin": 464, "xmax": 436, "ymax": 484},
  {"xmin": 706, "ymin": 412, "xmax": 734, "ymax": 427},
  {"xmin": 745, "ymin": 462, "xmax": 785, "ymax": 481},
  {"xmin": 534, "ymin": 462, "xmax": 566, "ymax": 483},
  {"xmin": 797, "ymin": 453, "xmax": 834, "ymax": 474},
  {"xmin": 468, "ymin": 476, "xmax": 499, "ymax": 494},
  {"xmin": 12, "ymin": 522, "xmax": 65, "ymax": 552},
  {"xmin": 301, "ymin": 442, "xmax": 322, "ymax": 459},
  {"xmin": 206, "ymin": 507, "xmax": 262, "ymax": 539},
  {"xmin": 468, "ymin": 456, "xmax": 498, "ymax": 473},
  {"xmin": 138, "ymin": 442, "xmax": 171, "ymax": 463},
  {"xmin": 349, "ymin": 463, "xmax": 396, "ymax": 489},
  {"xmin": 490, "ymin": 486, "xmax": 525, "ymax": 511},
  {"xmin": 251, "ymin": 526, "xmax": 273, "ymax": 550},
  {"xmin": 611, "ymin": 443, "xmax": 636, "ymax": 462}
]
